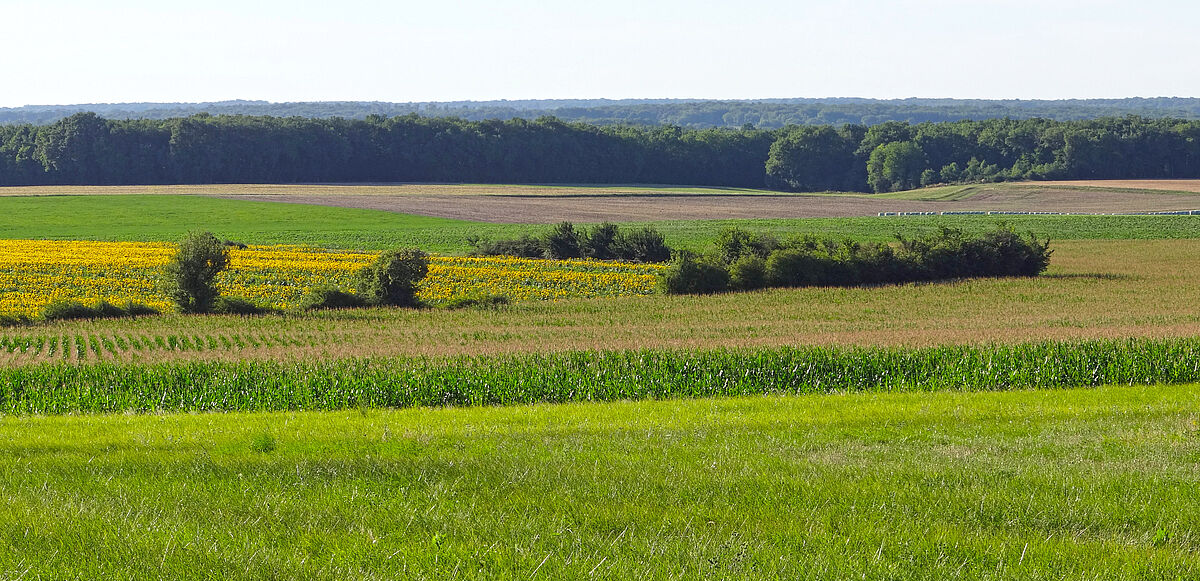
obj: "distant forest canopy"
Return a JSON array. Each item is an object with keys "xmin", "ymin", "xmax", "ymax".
[
  {"xmin": 1, "ymin": 113, "xmax": 1199, "ymax": 193},
  {"xmin": 6, "ymin": 97, "xmax": 1200, "ymax": 128}
]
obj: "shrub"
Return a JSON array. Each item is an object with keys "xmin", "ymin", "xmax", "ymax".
[
  {"xmin": 729, "ymin": 255, "xmax": 767, "ymax": 291},
  {"xmin": 977, "ymin": 225, "xmax": 1052, "ymax": 276},
  {"xmin": 356, "ymin": 248, "xmax": 429, "ymax": 307},
  {"xmin": 659, "ymin": 252, "xmax": 730, "ymax": 295},
  {"xmin": 614, "ymin": 227, "xmax": 672, "ymax": 262},
  {"xmin": 544, "ymin": 222, "xmax": 583, "ymax": 259},
  {"xmin": 472, "ymin": 235, "xmax": 545, "ymax": 258},
  {"xmin": 212, "ymin": 296, "xmax": 270, "ymax": 315},
  {"xmin": 162, "ymin": 231, "xmax": 230, "ymax": 313},
  {"xmin": 764, "ymin": 248, "xmax": 833, "ymax": 287},
  {"xmin": 297, "ymin": 286, "xmax": 367, "ymax": 311},
  {"xmin": 474, "ymin": 224, "xmax": 674, "ymax": 263},
  {"xmin": 583, "ymin": 222, "xmax": 620, "ymax": 260},
  {"xmin": 715, "ymin": 228, "xmax": 778, "ymax": 263},
  {"xmin": 898, "ymin": 226, "xmax": 1051, "ymax": 281}
]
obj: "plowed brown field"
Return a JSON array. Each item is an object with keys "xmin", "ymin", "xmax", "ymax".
[{"xmin": 4, "ymin": 180, "xmax": 1199, "ymax": 223}]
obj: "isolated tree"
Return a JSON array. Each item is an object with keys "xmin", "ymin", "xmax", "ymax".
[{"xmin": 162, "ymin": 231, "xmax": 229, "ymax": 313}]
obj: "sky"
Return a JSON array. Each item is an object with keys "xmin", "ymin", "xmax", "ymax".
[{"xmin": 4, "ymin": 0, "xmax": 1200, "ymax": 107}]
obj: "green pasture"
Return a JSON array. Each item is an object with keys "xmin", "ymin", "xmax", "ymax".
[
  {"xmin": 2, "ymin": 383, "xmax": 1197, "ymax": 579},
  {"xmin": 2, "ymin": 194, "xmax": 1199, "ymax": 253}
]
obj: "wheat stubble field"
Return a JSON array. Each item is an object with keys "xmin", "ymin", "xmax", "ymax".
[{"xmin": 3, "ymin": 180, "xmax": 1200, "ymax": 579}]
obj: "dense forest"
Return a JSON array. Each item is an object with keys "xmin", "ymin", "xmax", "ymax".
[
  {"xmin": 5, "ymin": 98, "xmax": 1200, "ymax": 128},
  {"xmin": 1, "ymin": 113, "xmax": 1198, "ymax": 192}
]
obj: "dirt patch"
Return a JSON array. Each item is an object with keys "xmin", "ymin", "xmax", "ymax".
[
  {"xmin": 211, "ymin": 187, "xmax": 1200, "ymax": 223},
  {"xmin": 1035, "ymin": 180, "xmax": 1200, "ymax": 193}
]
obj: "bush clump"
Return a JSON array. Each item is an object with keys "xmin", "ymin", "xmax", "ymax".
[
  {"xmin": 297, "ymin": 286, "xmax": 367, "ymax": 311},
  {"xmin": 661, "ymin": 224, "xmax": 1051, "ymax": 295},
  {"xmin": 471, "ymin": 235, "xmax": 544, "ymax": 259},
  {"xmin": 658, "ymin": 252, "xmax": 731, "ymax": 295},
  {"xmin": 473, "ymin": 222, "xmax": 673, "ymax": 263},
  {"xmin": 729, "ymin": 255, "xmax": 768, "ymax": 291},
  {"xmin": 356, "ymin": 248, "xmax": 430, "ymax": 307},
  {"xmin": 613, "ymin": 227, "xmax": 672, "ymax": 262},
  {"xmin": 162, "ymin": 231, "xmax": 230, "ymax": 314}
]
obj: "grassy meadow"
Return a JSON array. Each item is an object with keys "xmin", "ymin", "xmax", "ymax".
[
  {"xmin": 2, "ymin": 193, "xmax": 1200, "ymax": 253},
  {"xmin": 3, "ymin": 182, "xmax": 1200, "ymax": 578},
  {"xmin": 3, "ymin": 384, "xmax": 1198, "ymax": 579}
]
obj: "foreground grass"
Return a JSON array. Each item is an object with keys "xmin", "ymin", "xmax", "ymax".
[
  {"xmin": 2, "ymin": 384, "xmax": 1197, "ymax": 579},
  {"xmin": 2, "ymin": 194, "xmax": 1199, "ymax": 253}
]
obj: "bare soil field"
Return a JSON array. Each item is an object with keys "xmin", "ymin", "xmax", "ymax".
[
  {"xmin": 211, "ymin": 184, "xmax": 1200, "ymax": 223},
  {"xmin": 3, "ymin": 180, "xmax": 1200, "ymax": 222},
  {"xmin": 1035, "ymin": 179, "xmax": 1200, "ymax": 193}
]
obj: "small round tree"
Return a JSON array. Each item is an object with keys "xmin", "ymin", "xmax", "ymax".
[
  {"xmin": 356, "ymin": 248, "xmax": 429, "ymax": 307},
  {"xmin": 162, "ymin": 231, "xmax": 229, "ymax": 313}
]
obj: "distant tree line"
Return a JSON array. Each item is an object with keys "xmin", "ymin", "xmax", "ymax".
[
  {"xmin": 0, "ymin": 113, "xmax": 774, "ymax": 187},
  {"xmin": 1, "ymin": 113, "xmax": 1198, "ymax": 192},
  {"xmin": 6, "ymin": 97, "xmax": 1200, "ymax": 128}
]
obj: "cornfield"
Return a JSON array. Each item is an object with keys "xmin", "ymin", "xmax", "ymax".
[
  {"xmin": 0, "ymin": 240, "xmax": 665, "ymax": 316},
  {"xmin": 3, "ymin": 338, "xmax": 1199, "ymax": 414}
]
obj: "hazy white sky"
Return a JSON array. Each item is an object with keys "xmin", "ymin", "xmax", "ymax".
[{"xmin": 4, "ymin": 0, "xmax": 1199, "ymax": 107}]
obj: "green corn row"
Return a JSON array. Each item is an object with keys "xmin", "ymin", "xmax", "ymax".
[{"xmin": 2, "ymin": 337, "xmax": 1199, "ymax": 415}]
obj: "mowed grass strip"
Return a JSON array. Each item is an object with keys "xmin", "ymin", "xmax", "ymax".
[
  {"xmin": 1, "ymin": 384, "xmax": 1197, "ymax": 579},
  {"xmin": 4, "ymin": 338, "xmax": 1200, "ymax": 414}
]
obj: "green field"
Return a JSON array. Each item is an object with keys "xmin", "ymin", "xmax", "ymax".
[
  {"xmin": 2, "ymin": 194, "xmax": 1199, "ymax": 252},
  {"xmin": 3, "ymin": 384, "xmax": 1197, "ymax": 579},
  {"xmin": 4, "ymin": 338, "xmax": 1199, "ymax": 414}
]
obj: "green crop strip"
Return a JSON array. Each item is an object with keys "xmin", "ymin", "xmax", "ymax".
[{"xmin": 3, "ymin": 337, "xmax": 1200, "ymax": 415}]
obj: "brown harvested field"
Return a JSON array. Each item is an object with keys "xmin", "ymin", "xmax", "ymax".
[
  {"xmin": 1035, "ymin": 179, "xmax": 1200, "ymax": 193},
  {"xmin": 3, "ymin": 180, "xmax": 1199, "ymax": 222},
  {"xmin": 5, "ymin": 239, "xmax": 1200, "ymax": 365},
  {"xmin": 2, "ymin": 180, "xmax": 1199, "ymax": 222},
  {"xmin": 211, "ymin": 185, "xmax": 1200, "ymax": 223}
]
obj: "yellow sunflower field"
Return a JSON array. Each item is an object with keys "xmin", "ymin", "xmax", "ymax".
[{"xmin": 0, "ymin": 240, "xmax": 665, "ymax": 317}]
